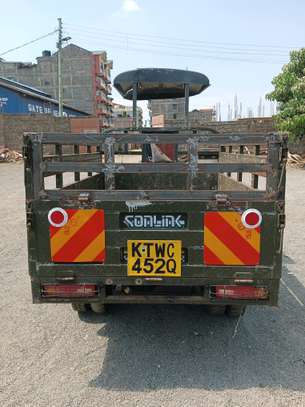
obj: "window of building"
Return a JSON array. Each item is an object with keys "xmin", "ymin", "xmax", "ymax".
[{"xmin": 173, "ymin": 113, "xmax": 177, "ymax": 119}]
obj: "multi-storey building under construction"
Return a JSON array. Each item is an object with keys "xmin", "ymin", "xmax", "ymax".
[{"xmin": 0, "ymin": 44, "xmax": 113, "ymax": 129}]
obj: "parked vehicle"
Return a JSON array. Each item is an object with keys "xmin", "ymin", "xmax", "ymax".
[{"xmin": 24, "ymin": 69, "xmax": 287, "ymax": 317}]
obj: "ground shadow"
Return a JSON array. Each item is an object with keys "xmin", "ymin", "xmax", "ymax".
[{"xmin": 87, "ymin": 258, "xmax": 305, "ymax": 392}]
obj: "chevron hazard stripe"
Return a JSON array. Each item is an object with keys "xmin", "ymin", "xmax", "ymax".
[
  {"xmin": 203, "ymin": 211, "xmax": 260, "ymax": 265},
  {"xmin": 49, "ymin": 209, "xmax": 105, "ymax": 263}
]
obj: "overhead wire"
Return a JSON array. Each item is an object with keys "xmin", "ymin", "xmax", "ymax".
[
  {"xmin": 65, "ymin": 22, "xmax": 297, "ymax": 51},
  {"xmin": 72, "ymin": 39, "xmax": 287, "ymax": 64},
  {"xmin": 67, "ymin": 31, "xmax": 288, "ymax": 64},
  {"xmin": 0, "ymin": 30, "xmax": 58, "ymax": 57},
  {"xmin": 67, "ymin": 29, "xmax": 289, "ymax": 58},
  {"xmin": 64, "ymin": 23, "xmax": 293, "ymax": 64}
]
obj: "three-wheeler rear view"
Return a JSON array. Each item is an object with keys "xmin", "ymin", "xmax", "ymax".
[{"xmin": 24, "ymin": 68, "xmax": 287, "ymax": 318}]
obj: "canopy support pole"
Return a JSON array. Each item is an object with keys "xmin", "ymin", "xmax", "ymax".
[
  {"xmin": 132, "ymin": 82, "xmax": 138, "ymax": 130},
  {"xmin": 184, "ymin": 83, "xmax": 190, "ymax": 129}
]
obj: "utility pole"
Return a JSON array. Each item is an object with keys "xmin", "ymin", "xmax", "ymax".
[{"xmin": 57, "ymin": 18, "xmax": 63, "ymax": 117}]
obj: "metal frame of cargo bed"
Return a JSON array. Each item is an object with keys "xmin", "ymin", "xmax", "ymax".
[{"xmin": 23, "ymin": 130, "xmax": 287, "ymax": 202}]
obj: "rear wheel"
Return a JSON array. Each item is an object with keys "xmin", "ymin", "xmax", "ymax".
[
  {"xmin": 226, "ymin": 305, "xmax": 246, "ymax": 318},
  {"xmin": 207, "ymin": 305, "xmax": 226, "ymax": 315},
  {"xmin": 71, "ymin": 303, "xmax": 89, "ymax": 313}
]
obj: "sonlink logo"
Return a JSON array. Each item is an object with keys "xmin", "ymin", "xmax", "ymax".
[{"xmin": 124, "ymin": 214, "xmax": 186, "ymax": 229}]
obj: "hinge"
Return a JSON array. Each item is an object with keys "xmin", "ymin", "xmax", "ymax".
[
  {"xmin": 215, "ymin": 193, "xmax": 230, "ymax": 207},
  {"xmin": 276, "ymin": 201, "xmax": 285, "ymax": 229},
  {"xmin": 278, "ymin": 213, "xmax": 286, "ymax": 229},
  {"xmin": 281, "ymin": 146, "xmax": 288, "ymax": 162},
  {"xmin": 26, "ymin": 202, "xmax": 33, "ymax": 228},
  {"xmin": 78, "ymin": 192, "xmax": 90, "ymax": 205},
  {"xmin": 22, "ymin": 145, "xmax": 29, "ymax": 159}
]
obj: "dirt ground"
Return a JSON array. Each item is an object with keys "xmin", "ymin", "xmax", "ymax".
[{"xmin": 0, "ymin": 163, "xmax": 305, "ymax": 407}]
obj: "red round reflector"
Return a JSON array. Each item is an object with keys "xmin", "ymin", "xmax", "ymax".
[
  {"xmin": 245, "ymin": 211, "xmax": 259, "ymax": 226},
  {"xmin": 48, "ymin": 208, "xmax": 68, "ymax": 227},
  {"xmin": 50, "ymin": 210, "xmax": 64, "ymax": 225},
  {"xmin": 241, "ymin": 209, "xmax": 262, "ymax": 229}
]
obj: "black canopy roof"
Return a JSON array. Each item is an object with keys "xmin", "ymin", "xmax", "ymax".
[{"xmin": 113, "ymin": 68, "xmax": 210, "ymax": 100}]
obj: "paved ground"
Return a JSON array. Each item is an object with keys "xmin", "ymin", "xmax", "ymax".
[{"xmin": 0, "ymin": 163, "xmax": 305, "ymax": 407}]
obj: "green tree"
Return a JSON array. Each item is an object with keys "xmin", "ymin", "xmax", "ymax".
[{"xmin": 267, "ymin": 48, "xmax": 305, "ymax": 140}]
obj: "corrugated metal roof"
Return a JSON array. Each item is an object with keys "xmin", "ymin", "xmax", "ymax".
[
  {"xmin": 0, "ymin": 76, "xmax": 50, "ymax": 97},
  {"xmin": 0, "ymin": 76, "xmax": 89, "ymax": 115}
]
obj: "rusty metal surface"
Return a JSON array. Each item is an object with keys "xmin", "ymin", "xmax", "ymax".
[{"xmin": 38, "ymin": 132, "xmax": 283, "ymax": 145}]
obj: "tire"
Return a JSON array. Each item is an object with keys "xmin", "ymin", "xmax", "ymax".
[
  {"xmin": 226, "ymin": 305, "xmax": 246, "ymax": 318},
  {"xmin": 90, "ymin": 303, "xmax": 106, "ymax": 314},
  {"xmin": 71, "ymin": 303, "xmax": 89, "ymax": 313},
  {"xmin": 207, "ymin": 305, "xmax": 226, "ymax": 315}
]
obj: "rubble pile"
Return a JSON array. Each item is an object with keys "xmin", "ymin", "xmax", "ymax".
[
  {"xmin": 0, "ymin": 148, "xmax": 23, "ymax": 163},
  {"xmin": 287, "ymin": 152, "xmax": 305, "ymax": 168}
]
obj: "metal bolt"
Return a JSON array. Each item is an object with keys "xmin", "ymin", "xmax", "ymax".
[{"xmin": 122, "ymin": 286, "xmax": 131, "ymax": 294}]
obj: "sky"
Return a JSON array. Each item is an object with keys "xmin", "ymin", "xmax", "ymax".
[{"xmin": 1, "ymin": 0, "xmax": 305, "ymax": 121}]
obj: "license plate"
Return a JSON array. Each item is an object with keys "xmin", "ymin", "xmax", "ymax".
[{"xmin": 127, "ymin": 240, "xmax": 182, "ymax": 277}]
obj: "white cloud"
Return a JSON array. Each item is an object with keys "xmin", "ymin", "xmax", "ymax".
[{"xmin": 122, "ymin": 0, "xmax": 140, "ymax": 12}]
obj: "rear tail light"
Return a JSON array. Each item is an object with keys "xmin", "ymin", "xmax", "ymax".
[
  {"xmin": 41, "ymin": 284, "xmax": 97, "ymax": 298},
  {"xmin": 212, "ymin": 285, "xmax": 268, "ymax": 300}
]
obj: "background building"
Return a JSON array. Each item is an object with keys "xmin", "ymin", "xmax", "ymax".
[
  {"xmin": 0, "ymin": 76, "xmax": 88, "ymax": 117},
  {"xmin": 149, "ymin": 98, "xmax": 185, "ymax": 125},
  {"xmin": 188, "ymin": 107, "xmax": 216, "ymax": 124},
  {"xmin": 112, "ymin": 103, "xmax": 143, "ymax": 128},
  {"xmin": 149, "ymin": 99, "xmax": 216, "ymax": 128},
  {"xmin": 150, "ymin": 98, "xmax": 216, "ymax": 128},
  {"xmin": 0, "ymin": 44, "xmax": 113, "ymax": 128}
]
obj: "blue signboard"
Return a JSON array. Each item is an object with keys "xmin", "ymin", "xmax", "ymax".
[{"xmin": 0, "ymin": 85, "xmax": 86, "ymax": 117}]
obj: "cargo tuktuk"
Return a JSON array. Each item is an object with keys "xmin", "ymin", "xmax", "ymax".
[{"xmin": 24, "ymin": 69, "xmax": 287, "ymax": 317}]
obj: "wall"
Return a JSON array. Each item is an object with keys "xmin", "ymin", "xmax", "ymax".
[
  {"xmin": 2, "ymin": 114, "xmax": 303, "ymax": 154},
  {"xmin": 151, "ymin": 114, "xmax": 164, "ymax": 128},
  {"xmin": 158, "ymin": 117, "xmax": 276, "ymax": 133},
  {"xmin": 0, "ymin": 114, "xmax": 70, "ymax": 151},
  {"xmin": 203, "ymin": 117, "xmax": 275, "ymax": 133},
  {"xmin": 0, "ymin": 114, "xmax": 4, "ymax": 146},
  {"xmin": 36, "ymin": 44, "xmax": 94, "ymax": 113},
  {"xmin": 0, "ymin": 61, "xmax": 37, "ymax": 88},
  {"xmin": 112, "ymin": 116, "xmax": 133, "ymax": 129},
  {"xmin": 70, "ymin": 117, "xmax": 100, "ymax": 133},
  {"xmin": 149, "ymin": 98, "xmax": 185, "ymax": 122},
  {"xmin": 112, "ymin": 104, "xmax": 143, "ymax": 129}
]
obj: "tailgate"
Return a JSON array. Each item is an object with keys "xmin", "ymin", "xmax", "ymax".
[{"xmin": 23, "ymin": 130, "xmax": 287, "ymax": 304}]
